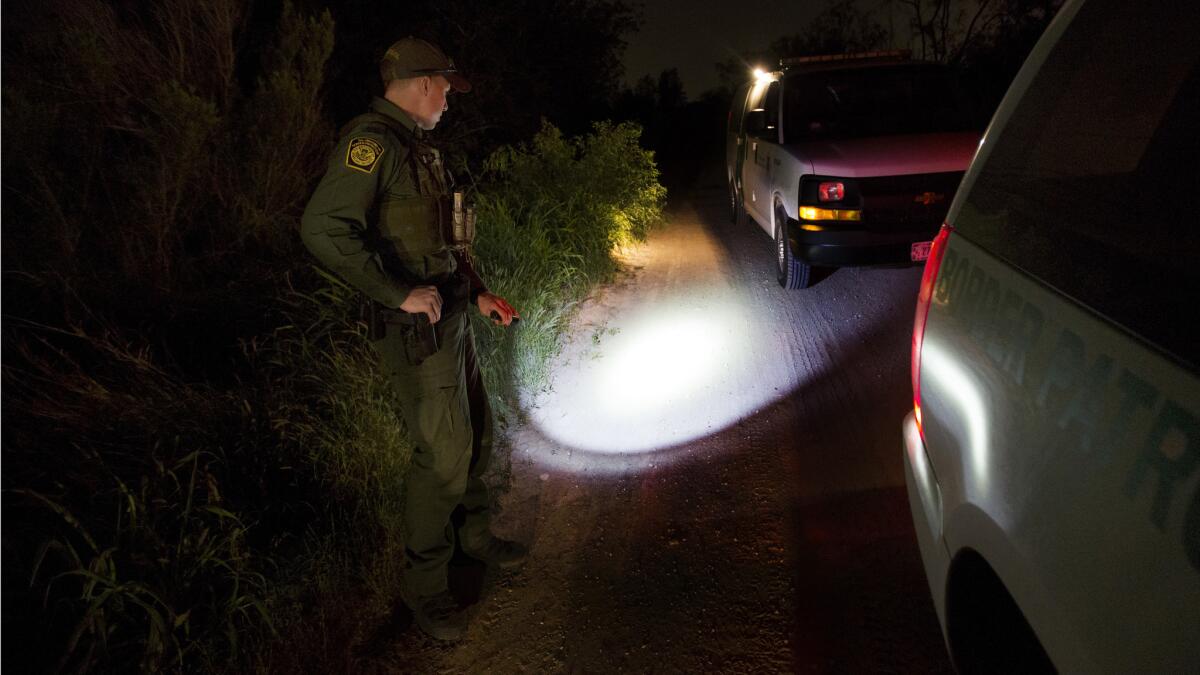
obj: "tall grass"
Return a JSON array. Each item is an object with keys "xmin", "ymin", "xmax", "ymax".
[{"xmin": 3, "ymin": 318, "xmax": 273, "ymax": 672}]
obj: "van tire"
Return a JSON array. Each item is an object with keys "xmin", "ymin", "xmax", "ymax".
[{"xmin": 775, "ymin": 208, "xmax": 812, "ymax": 289}]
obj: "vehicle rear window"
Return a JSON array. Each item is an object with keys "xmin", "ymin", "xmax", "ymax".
[
  {"xmin": 955, "ymin": 0, "xmax": 1200, "ymax": 370},
  {"xmin": 782, "ymin": 64, "xmax": 974, "ymax": 141}
]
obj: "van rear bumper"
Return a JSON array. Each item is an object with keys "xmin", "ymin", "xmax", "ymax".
[{"xmin": 788, "ymin": 217, "xmax": 939, "ymax": 267}]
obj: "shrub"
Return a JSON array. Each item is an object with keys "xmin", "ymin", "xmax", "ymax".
[{"xmin": 472, "ymin": 120, "xmax": 667, "ymax": 411}]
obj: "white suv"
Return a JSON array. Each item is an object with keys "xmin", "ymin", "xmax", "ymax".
[
  {"xmin": 726, "ymin": 51, "xmax": 980, "ymax": 288},
  {"xmin": 904, "ymin": 0, "xmax": 1200, "ymax": 672}
]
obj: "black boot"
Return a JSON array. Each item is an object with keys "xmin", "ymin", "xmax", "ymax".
[
  {"xmin": 461, "ymin": 534, "xmax": 529, "ymax": 569},
  {"xmin": 405, "ymin": 590, "xmax": 468, "ymax": 641}
]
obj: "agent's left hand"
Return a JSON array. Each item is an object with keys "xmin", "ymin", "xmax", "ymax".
[{"xmin": 477, "ymin": 292, "xmax": 520, "ymax": 326}]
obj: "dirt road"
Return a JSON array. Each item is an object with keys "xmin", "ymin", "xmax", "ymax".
[{"xmin": 364, "ymin": 189, "xmax": 954, "ymax": 673}]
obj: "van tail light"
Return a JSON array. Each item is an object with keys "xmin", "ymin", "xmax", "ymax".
[
  {"xmin": 818, "ymin": 181, "xmax": 845, "ymax": 201},
  {"xmin": 912, "ymin": 224, "xmax": 953, "ymax": 442}
]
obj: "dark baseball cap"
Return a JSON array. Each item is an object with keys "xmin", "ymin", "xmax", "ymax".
[{"xmin": 380, "ymin": 37, "xmax": 471, "ymax": 93}]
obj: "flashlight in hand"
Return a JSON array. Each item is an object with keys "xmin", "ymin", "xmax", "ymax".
[{"xmin": 491, "ymin": 310, "xmax": 520, "ymax": 325}]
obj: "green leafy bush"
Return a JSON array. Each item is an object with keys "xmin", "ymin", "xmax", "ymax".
[{"xmin": 472, "ymin": 120, "xmax": 667, "ymax": 410}]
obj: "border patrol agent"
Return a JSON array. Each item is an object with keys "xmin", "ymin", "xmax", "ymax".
[{"xmin": 301, "ymin": 37, "xmax": 526, "ymax": 641}]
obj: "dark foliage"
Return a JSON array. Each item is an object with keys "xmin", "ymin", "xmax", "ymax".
[
  {"xmin": 614, "ymin": 70, "xmax": 727, "ymax": 192},
  {"xmin": 955, "ymin": 0, "xmax": 1067, "ymax": 115},
  {"xmin": 300, "ymin": 0, "xmax": 640, "ymax": 165}
]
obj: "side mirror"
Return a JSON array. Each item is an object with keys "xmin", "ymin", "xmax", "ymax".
[{"xmin": 745, "ymin": 109, "xmax": 767, "ymax": 136}]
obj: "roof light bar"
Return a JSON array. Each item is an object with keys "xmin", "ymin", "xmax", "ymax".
[{"xmin": 780, "ymin": 49, "xmax": 912, "ymax": 68}]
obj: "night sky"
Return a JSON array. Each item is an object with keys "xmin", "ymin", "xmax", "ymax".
[{"xmin": 622, "ymin": 0, "xmax": 904, "ymax": 97}]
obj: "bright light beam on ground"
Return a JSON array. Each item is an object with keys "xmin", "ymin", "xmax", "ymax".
[
  {"xmin": 526, "ymin": 289, "xmax": 773, "ymax": 458},
  {"xmin": 594, "ymin": 307, "xmax": 732, "ymax": 419},
  {"xmin": 518, "ymin": 217, "xmax": 812, "ymax": 470}
]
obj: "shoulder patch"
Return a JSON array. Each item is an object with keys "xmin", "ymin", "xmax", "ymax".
[{"xmin": 345, "ymin": 137, "xmax": 385, "ymax": 174}]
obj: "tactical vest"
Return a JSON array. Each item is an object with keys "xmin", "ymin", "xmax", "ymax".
[{"xmin": 339, "ymin": 112, "xmax": 471, "ymax": 283}]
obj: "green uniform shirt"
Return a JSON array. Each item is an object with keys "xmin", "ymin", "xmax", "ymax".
[{"xmin": 301, "ymin": 97, "xmax": 462, "ymax": 309}]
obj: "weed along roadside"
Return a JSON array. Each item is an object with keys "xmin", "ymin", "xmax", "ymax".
[
  {"xmin": 472, "ymin": 121, "xmax": 667, "ymax": 421},
  {"xmin": 0, "ymin": 5, "xmax": 665, "ymax": 671}
]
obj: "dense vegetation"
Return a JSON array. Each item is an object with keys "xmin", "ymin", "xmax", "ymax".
[{"xmin": 1, "ymin": 1, "xmax": 661, "ymax": 672}]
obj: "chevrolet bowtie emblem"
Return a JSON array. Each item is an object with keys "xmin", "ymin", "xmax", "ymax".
[{"xmin": 914, "ymin": 192, "xmax": 945, "ymax": 206}]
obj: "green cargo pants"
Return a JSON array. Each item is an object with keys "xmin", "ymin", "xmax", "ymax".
[{"xmin": 376, "ymin": 309, "xmax": 493, "ymax": 599}]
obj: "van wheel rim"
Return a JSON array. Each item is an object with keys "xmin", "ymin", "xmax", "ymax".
[{"xmin": 775, "ymin": 217, "xmax": 787, "ymax": 273}]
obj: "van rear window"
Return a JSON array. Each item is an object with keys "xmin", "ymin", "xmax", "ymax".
[
  {"xmin": 782, "ymin": 64, "xmax": 974, "ymax": 141},
  {"xmin": 956, "ymin": 0, "xmax": 1200, "ymax": 370}
]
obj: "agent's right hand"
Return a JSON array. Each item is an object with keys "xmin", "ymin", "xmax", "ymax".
[{"xmin": 399, "ymin": 285, "xmax": 443, "ymax": 324}]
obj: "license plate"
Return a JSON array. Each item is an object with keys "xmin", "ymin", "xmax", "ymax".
[{"xmin": 911, "ymin": 241, "xmax": 932, "ymax": 262}]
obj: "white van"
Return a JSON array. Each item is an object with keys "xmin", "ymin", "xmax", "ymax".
[
  {"xmin": 726, "ymin": 51, "xmax": 980, "ymax": 288},
  {"xmin": 904, "ymin": 0, "xmax": 1200, "ymax": 671}
]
